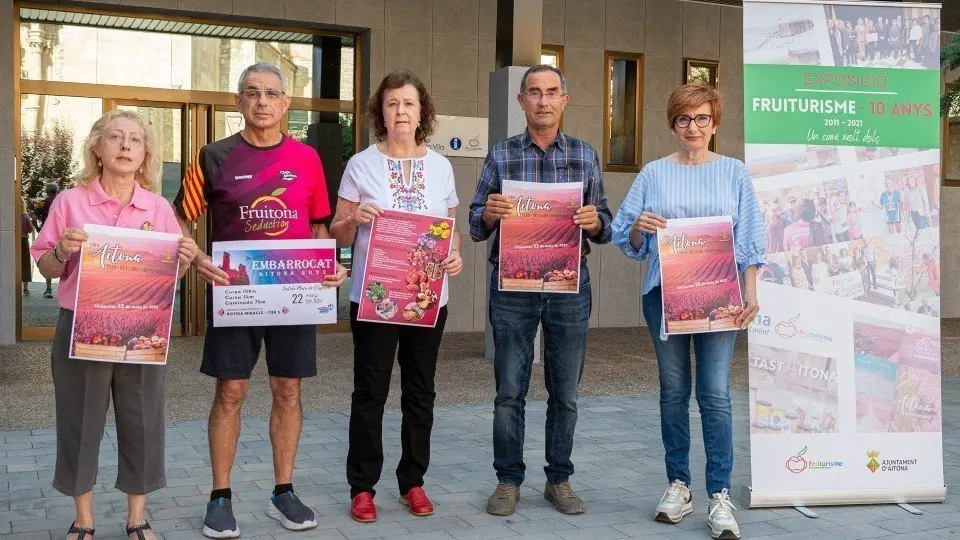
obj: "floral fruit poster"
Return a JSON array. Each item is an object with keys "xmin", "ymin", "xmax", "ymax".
[
  {"xmin": 657, "ymin": 216, "xmax": 743, "ymax": 335},
  {"xmin": 357, "ymin": 209, "xmax": 454, "ymax": 327},
  {"xmin": 498, "ymin": 180, "xmax": 583, "ymax": 293},
  {"xmin": 70, "ymin": 224, "xmax": 181, "ymax": 364}
]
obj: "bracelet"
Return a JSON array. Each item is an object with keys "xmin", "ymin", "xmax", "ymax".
[{"xmin": 52, "ymin": 242, "xmax": 67, "ymax": 264}]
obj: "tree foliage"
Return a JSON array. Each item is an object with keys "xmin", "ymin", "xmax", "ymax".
[
  {"xmin": 942, "ymin": 34, "xmax": 960, "ymax": 118},
  {"xmin": 20, "ymin": 123, "xmax": 76, "ymax": 205}
]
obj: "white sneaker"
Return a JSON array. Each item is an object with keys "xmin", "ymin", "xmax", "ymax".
[
  {"xmin": 654, "ymin": 479, "xmax": 693, "ymax": 524},
  {"xmin": 708, "ymin": 489, "xmax": 741, "ymax": 540}
]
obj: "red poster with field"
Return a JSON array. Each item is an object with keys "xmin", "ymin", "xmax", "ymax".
[
  {"xmin": 70, "ymin": 224, "xmax": 181, "ymax": 364},
  {"xmin": 498, "ymin": 180, "xmax": 583, "ymax": 293},
  {"xmin": 658, "ymin": 216, "xmax": 743, "ymax": 335}
]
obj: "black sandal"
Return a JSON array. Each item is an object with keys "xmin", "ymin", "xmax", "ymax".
[
  {"xmin": 67, "ymin": 522, "xmax": 95, "ymax": 539},
  {"xmin": 125, "ymin": 521, "xmax": 153, "ymax": 540}
]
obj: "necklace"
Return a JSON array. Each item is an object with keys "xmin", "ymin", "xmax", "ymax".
[{"xmin": 381, "ymin": 142, "xmax": 422, "ymax": 159}]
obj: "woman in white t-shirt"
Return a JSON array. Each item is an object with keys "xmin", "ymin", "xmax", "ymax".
[{"xmin": 329, "ymin": 69, "xmax": 462, "ymax": 523}]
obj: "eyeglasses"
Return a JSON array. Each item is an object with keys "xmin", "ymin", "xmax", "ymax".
[
  {"xmin": 523, "ymin": 89, "xmax": 564, "ymax": 101},
  {"xmin": 675, "ymin": 114, "xmax": 713, "ymax": 128},
  {"xmin": 105, "ymin": 133, "xmax": 144, "ymax": 147},
  {"xmin": 241, "ymin": 88, "xmax": 285, "ymax": 101}
]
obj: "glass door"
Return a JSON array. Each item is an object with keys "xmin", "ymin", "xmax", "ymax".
[
  {"xmin": 114, "ymin": 100, "xmax": 190, "ymax": 336},
  {"xmin": 18, "ymin": 94, "xmax": 102, "ymax": 339},
  {"xmin": 214, "ymin": 106, "xmax": 245, "ymax": 140},
  {"xmin": 287, "ymin": 109, "xmax": 356, "ymax": 322}
]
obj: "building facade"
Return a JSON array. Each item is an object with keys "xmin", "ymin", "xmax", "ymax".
[{"xmin": 0, "ymin": 0, "xmax": 957, "ymax": 344}]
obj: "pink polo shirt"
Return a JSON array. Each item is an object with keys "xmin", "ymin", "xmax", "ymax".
[{"xmin": 31, "ymin": 178, "xmax": 182, "ymax": 311}]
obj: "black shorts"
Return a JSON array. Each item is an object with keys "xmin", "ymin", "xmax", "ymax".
[{"xmin": 200, "ymin": 324, "xmax": 317, "ymax": 379}]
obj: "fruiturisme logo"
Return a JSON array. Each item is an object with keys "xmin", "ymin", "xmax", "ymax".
[
  {"xmin": 751, "ymin": 313, "xmax": 834, "ymax": 343},
  {"xmin": 786, "ymin": 445, "xmax": 842, "ymax": 474}
]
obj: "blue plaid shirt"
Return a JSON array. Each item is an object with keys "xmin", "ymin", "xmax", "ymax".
[{"xmin": 469, "ymin": 130, "xmax": 612, "ymax": 264}]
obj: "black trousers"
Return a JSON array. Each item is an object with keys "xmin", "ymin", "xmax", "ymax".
[{"xmin": 346, "ymin": 302, "xmax": 448, "ymax": 498}]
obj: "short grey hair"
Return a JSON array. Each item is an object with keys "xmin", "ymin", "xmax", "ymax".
[
  {"xmin": 519, "ymin": 65, "xmax": 567, "ymax": 95},
  {"xmin": 237, "ymin": 62, "xmax": 288, "ymax": 94}
]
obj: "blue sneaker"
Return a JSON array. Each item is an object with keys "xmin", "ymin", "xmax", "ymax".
[
  {"xmin": 202, "ymin": 497, "xmax": 240, "ymax": 539},
  {"xmin": 267, "ymin": 491, "xmax": 318, "ymax": 531}
]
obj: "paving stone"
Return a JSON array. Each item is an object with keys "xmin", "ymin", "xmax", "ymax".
[
  {"xmin": 388, "ymin": 532, "xmax": 457, "ymax": 540},
  {"xmin": 447, "ymin": 524, "xmax": 522, "ymax": 539},
  {"xmin": 505, "ymin": 517, "xmax": 576, "ymax": 535},
  {"xmin": 337, "ymin": 521, "xmax": 413, "ymax": 539},
  {"xmin": 556, "ymin": 525, "xmax": 628, "ymax": 539},
  {"xmin": 875, "ymin": 517, "xmax": 943, "ymax": 534},
  {"xmin": 814, "ymin": 522, "xmax": 906, "ymax": 538},
  {"xmin": 2, "ymin": 533, "xmax": 52, "ymax": 540},
  {"xmin": 397, "ymin": 515, "xmax": 472, "ymax": 533},
  {"xmin": 2, "ymin": 387, "xmax": 960, "ymax": 539},
  {"xmin": 930, "ymin": 527, "xmax": 960, "ymax": 538}
]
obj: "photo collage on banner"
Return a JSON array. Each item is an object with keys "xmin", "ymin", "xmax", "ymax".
[{"xmin": 743, "ymin": 0, "xmax": 945, "ymax": 506}]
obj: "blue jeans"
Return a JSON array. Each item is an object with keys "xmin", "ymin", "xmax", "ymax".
[
  {"xmin": 642, "ymin": 287, "xmax": 736, "ymax": 495},
  {"xmin": 489, "ymin": 264, "xmax": 591, "ymax": 486}
]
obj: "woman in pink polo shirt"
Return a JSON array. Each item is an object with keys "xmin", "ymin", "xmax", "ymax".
[{"xmin": 31, "ymin": 110, "xmax": 199, "ymax": 540}]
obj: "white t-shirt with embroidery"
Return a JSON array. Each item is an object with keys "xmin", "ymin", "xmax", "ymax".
[{"xmin": 339, "ymin": 144, "xmax": 460, "ymax": 306}]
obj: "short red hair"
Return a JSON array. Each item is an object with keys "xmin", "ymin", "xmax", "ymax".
[{"xmin": 666, "ymin": 84, "xmax": 723, "ymax": 129}]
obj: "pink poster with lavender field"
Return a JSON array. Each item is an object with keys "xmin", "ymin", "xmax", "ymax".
[
  {"xmin": 357, "ymin": 209, "xmax": 454, "ymax": 327},
  {"xmin": 498, "ymin": 180, "xmax": 583, "ymax": 293},
  {"xmin": 657, "ymin": 216, "xmax": 743, "ymax": 335},
  {"xmin": 70, "ymin": 224, "xmax": 181, "ymax": 364}
]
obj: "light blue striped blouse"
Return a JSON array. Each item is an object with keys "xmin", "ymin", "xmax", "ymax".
[{"xmin": 611, "ymin": 156, "xmax": 767, "ymax": 296}]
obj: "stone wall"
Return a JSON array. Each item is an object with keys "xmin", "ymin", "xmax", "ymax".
[
  {"xmin": 941, "ymin": 30, "xmax": 958, "ymax": 318},
  {"xmin": 1, "ymin": 0, "xmax": 15, "ymax": 344}
]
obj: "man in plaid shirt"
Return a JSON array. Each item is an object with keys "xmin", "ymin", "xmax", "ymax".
[{"xmin": 469, "ymin": 65, "xmax": 612, "ymax": 518}]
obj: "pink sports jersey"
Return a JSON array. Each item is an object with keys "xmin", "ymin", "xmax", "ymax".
[{"xmin": 175, "ymin": 133, "xmax": 330, "ymax": 241}]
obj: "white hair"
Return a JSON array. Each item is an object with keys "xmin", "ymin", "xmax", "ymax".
[{"xmin": 237, "ymin": 62, "xmax": 288, "ymax": 94}]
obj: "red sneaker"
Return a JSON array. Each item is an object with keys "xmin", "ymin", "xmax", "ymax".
[
  {"xmin": 350, "ymin": 492, "xmax": 377, "ymax": 523},
  {"xmin": 399, "ymin": 486, "xmax": 434, "ymax": 517}
]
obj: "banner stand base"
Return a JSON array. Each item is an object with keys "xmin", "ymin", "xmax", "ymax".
[
  {"xmin": 748, "ymin": 487, "xmax": 948, "ymax": 508},
  {"xmin": 898, "ymin": 503, "xmax": 924, "ymax": 516},
  {"xmin": 794, "ymin": 506, "xmax": 819, "ymax": 519}
]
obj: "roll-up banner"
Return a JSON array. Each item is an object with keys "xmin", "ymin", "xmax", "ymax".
[{"xmin": 743, "ymin": 0, "xmax": 946, "ymax": 507}]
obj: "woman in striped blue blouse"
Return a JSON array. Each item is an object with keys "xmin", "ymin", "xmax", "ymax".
[{"xmin": 611, "ymin": 84, "xmax": 766, "ymax": 540}]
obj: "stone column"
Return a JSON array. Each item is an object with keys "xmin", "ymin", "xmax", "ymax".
[
  {"xmin": 21, "ymin": 23, "xmax": 47, "ymax": 133},
  {"xmin": 2, "ymin": 0, "xmax": 17, "ymax": 344},
  {"xmin": 484, "ymin": 0, "xmax": 543, "ymax": 361}
]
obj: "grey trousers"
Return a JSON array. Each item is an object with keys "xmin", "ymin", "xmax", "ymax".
[{"xmin": 51, "ymin": 309, "xmax": 167, "ymax": 496}]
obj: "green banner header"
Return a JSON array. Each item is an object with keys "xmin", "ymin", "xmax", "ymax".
[{"xmin": 743, "ymin": 64, "xmax": 940, "ymax": 149}]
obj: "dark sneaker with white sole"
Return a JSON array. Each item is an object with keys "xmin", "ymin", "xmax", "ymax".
[
  {"xmin": 202, "ymin": 497, "xmax": 240, "ymax": 539},
  {"xmin": 267, "ymin": 491, "xmax": 318, "ymax": 531}
]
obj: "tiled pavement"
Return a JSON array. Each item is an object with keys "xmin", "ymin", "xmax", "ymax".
[{"xmin": 2, "ymin": 379, "xmax": 959, "ymax": 540}]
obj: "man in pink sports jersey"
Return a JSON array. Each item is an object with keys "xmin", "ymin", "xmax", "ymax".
[{"xmin": 174, "ymin": 62, "xmax": 347, "ymax": 538}]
